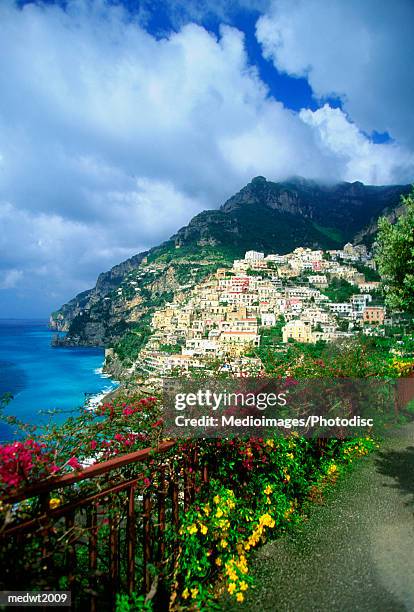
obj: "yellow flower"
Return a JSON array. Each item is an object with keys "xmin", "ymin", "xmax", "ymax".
[
  {"xmin": 327, "ymin": 464, "xmax": 338, "ymax": 475},
  {"xmin": 191, "ymin": 588, "xmax": 198, "ymax": 599},
  {"xmin": 187, "ymin": 524, "xmax": 198, "ymax": 534},
  {"xmin": 285, "ymin": 473, "xmax": 291, "ymax": 482},
  {"xmin": 236, "ymin": 556, "xmax": 248, "ymax": 573},
  {"xmin": 216, "ymin": 508, "xmax": 224, "ymax": 518},
  {"xmin": 200, "ymin": 524, "xmax": 208, "ymax": 535},
  {"xmin": 213, "ymin": 495, "xmax": 220, "ymax": 504},
  {"xmin": 215, "ymin": 557, "xmax": 222, "ymax": 567},
  {"xmin": 220, "ymin": 539, "xmax": 228, "ymax": 548},
  {"xmin": 260, "ymin": 513, "xmax": 273, "ymax": 526},
  {"xmin": 203, "ymin": 504, "xmax": 211, "ymax": 516},
  {"xmin": 239, "ymin": 581, "xmax": 248, "ymax": 591},
  {"xmin": 49, "ymin": 498, "xmax": 61, "ymax": 510},
  {"xmin": 182, "ymin": 588, "xmax": 189, "ymax": 600},
  {"xmin": 265, "ymin": 438, "xmax": 274, "ymax": 448},
  {"xmin": 228, "ymin": 583, "xmax": 237, "ymax": 595},
  {"xmin": 236, "ymin": 593, "xmax": 245, "ymax": 603},
  {"xmin": 287, "ymin": 452, "xmax": 294, "ymax": 459},
  {"xmin": 264, "ymin": 485, "xmax": 272, "ymax": 495}
]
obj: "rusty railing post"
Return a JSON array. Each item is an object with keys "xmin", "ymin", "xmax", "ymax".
[
  {"xmin": 65, "ymin": 511, "xmax": 76, "ymax": 589},
  {"xmin": 127, "ymin": 485, "xmax": 136, "ymax": 595},
  {"xmin": 109, "ymin": 506, "xmax": 120, "ymax": 606},
  {"xmin": 87, "ymin": 505, "xmax": 98, "ymax": 612},
  {"xmin": 143, "ymin": 492, "xmax": 152, "ymax": 593}
]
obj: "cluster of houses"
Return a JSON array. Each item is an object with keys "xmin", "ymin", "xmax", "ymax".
[{"xmin": 131, "ymin": 244, "xmax": 385, "ymax": 376}]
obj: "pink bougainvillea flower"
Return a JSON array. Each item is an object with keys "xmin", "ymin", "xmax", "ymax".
[
  {"xmin": 0, "ymin": 440, "xmax": 53, "ymax": 491},
  {"xmin": 151, "ymin": 419, "xmax": 163, "ymax": 428},
  {"xmin": 67, "ymin": 457, "xmax": 82, "ymax": 470}
]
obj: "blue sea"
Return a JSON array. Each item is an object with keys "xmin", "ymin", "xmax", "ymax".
[{"xmin": 0, "ymin": 319, "xmax": 118, "ymax": 440}]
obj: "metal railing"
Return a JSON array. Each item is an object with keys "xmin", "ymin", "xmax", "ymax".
[{"xmin": 0, "ymin": 440, "xmax": 209, "ymax": 611}]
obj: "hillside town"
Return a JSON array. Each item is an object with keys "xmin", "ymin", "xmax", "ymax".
[{"xmin": 110, "ymin": 244, "xmax": 386, "ymax": 377}]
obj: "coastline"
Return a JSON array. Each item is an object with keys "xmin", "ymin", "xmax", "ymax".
[
  {"xmin": 83, "ymin": 366, "xmax": 120, "ymax": 409},
  {"xmin": 0, "ymin": 320, "xmax": 120, "ymax": 429},
  {"xmin": 85, "ymin": 382, "xmax": 120, "ymax": 410}
]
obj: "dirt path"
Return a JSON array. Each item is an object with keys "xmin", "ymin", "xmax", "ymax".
[{"xmin": 228, "ymin": 423, "xmax": 414, "ymax": 612}]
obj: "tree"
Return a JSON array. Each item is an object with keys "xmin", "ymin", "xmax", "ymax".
[
  {"xmin": 323, "ymin": 277, "xmax": 356, "ymax": 302},
  {"xmin": 376, "ymin": 188, "xmax": 414, "ymax": 313}
]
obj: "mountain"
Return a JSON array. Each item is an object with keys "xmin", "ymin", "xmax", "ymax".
[
  {"xmin": 173, "ymin": 176, "xmax": 409, "ymax": 251},
  {"xmin": 50, "ymin": 176, "xmax": 410, "ymax": 350}
]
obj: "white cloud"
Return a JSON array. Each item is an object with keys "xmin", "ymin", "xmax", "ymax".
[
  {"xmin": 0, "ymin": 181, "xmax": 201, "ymax": 315},
  {"xmin": 256, "ymin": 0, "xmax": 414, "ymax": 146},
  {"xmin": 0, "ymin": 269, "xmax": 23, "ymax": 290},
  {"xmin": 300, "ymin": 105, "xmax": 414, "ymax": 185},
  {"xmin": 0, "ymin": 0, "xmax": 412, "ymax": 316}
]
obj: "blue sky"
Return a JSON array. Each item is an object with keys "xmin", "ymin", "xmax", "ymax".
[
  {"xmin": 1, "ymin": 0, "xmax": 413, "ymax": 317},
  {"xmin": 145, "ymin": 1, "xmax": 322, "ymax": 112}
]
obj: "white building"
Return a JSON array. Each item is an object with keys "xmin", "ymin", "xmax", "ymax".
[
  {"xmin": 351, "ymin": 294, "xmax": 372, "ymax": 311},
  {"xmin": 261, "ymin": 313, "xmax": 276, "ymax": 327},
  {"xmin": 328, "ymin": 303, "xmax": 353, "ymax": 315},
  {"xmin": 245, "ymin": 250, "xmax": 265, "ymax": 261}
]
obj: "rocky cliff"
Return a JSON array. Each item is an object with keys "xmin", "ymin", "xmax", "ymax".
[
  {"xmin": 50, "ymin": 251, "xmax": 148, "ymax": 337},
  {"xmin": 51, "ymin": 176, "xmax": 411, "ymax": 349}
]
